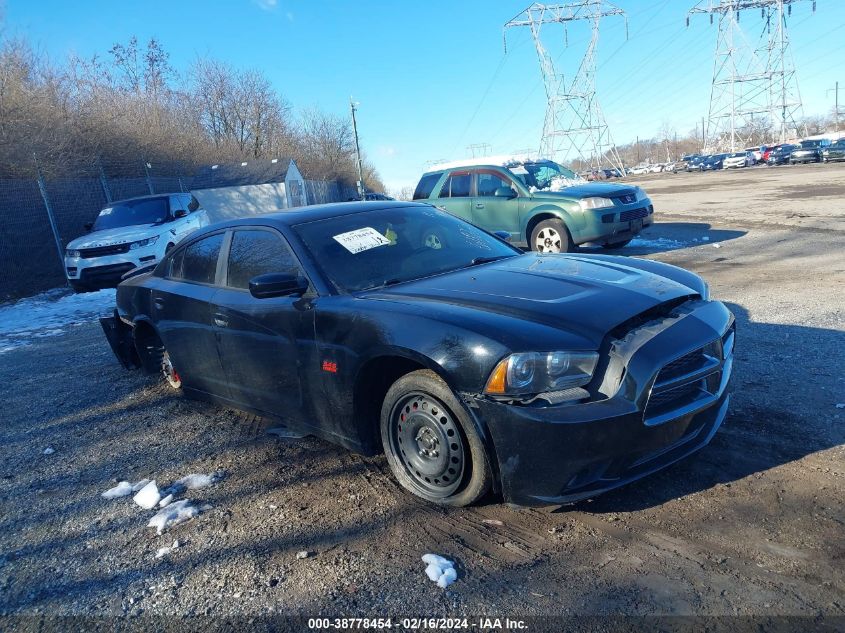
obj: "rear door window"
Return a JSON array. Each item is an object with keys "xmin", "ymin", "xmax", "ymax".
[
  {"xmin": 180, "ymin": 233, "xmax": 224, "ymax": 285},
  {"xmin": 412, "ymin": 173, "xmax": 441, "ymax": 200},
  {"xmin": 226, "ymin": 230, "xmax": 301, "ymax": 290},
  {"xmin": 438, "ymin": 172, "xmax": 471, "ymax": 198}
]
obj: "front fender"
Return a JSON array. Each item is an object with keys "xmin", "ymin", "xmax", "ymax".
[{"xmin": 523, "ymin": 203, "xmax": 583, "ymax": 236}]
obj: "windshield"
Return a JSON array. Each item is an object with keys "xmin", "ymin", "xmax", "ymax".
[
  {"xmin": 92, "ymin": 197, "xmax": 169, "ymax": 231},
  {"xmin": 511, "ymin": 160, "xmax": 582, "ymax": 192},
  {"xmin": 800, "ymin": 140, "xmax": 821, "ymax": 148},
  {"xmin": 294, "ymin": 206, "xmax": 520, "ymax": 292}
]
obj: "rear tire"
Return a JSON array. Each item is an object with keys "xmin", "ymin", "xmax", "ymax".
[
  {"xmin": 530, "ymin": 218, "xmax": 573, "ymax": 253},
  {"xmin": 380, "ymin": 370, "xmax": 492, "ymax": 506}
]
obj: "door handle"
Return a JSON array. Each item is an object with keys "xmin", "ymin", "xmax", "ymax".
[
  {"xmin": 213, "ymin": 313, "xmax": 228, "ymax": 328},
  {"xmin": 475, "ymin": 202, "xmax": 485, "ymax": 209},
  {"xmin": 154, "ymin": 298, "xmax": 165, "ymax": 309}
]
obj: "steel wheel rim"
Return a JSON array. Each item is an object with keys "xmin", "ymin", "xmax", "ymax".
[
  {"xmin": 535, "ymin": 227, "xmax": 562, "ymax": 253},
  {"xmin": 162, "ymin": 351, "xmax": 181, "ymax": 389},
  {"xmin": 388, "ymin": 392, "xmax": 464, "ymax": 497}
]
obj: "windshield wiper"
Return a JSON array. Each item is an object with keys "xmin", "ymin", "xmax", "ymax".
[
  {"xmin": 469, "ymin": 255, "xmax": 514, "ymax": 266},
  {"xmin": 370, "ymin": 277, "xmax": 403, "ymax": 290}
]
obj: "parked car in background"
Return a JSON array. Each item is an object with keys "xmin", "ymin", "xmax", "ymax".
[
  {"xmin": 701, "ymin": 154, "xmax": 728, "ymax": 171},
  {"xmin": 100, "ymin": 201, "xmax": 734, "ymax": 507},
  {"xmin": 767, "ymin": 144, "xmax": 799, "ymax": 166},
  {"xmin": 744, "ymin": 147, "xmax": 763, "ymax": 163},
  {"xmin": 760, "ymin": 145, "xmax": 776, "ymax": 162},
  {"xmin": 413, "ymin": 157, "xmax": 654, "ymax": 252},
  {"xmin": 686, "ymin": 156, "xmax": 708, "ymax": 172},
  {"xmin": 628, "ymin": 164, "xmax": 650, "ymax": 175},
  {"xmin": 821, "ymin": 139, "xmax": 845, "ymax": 162},
  {"xmin": 723, "ymin": 151, "xmax": 754, "ymax": 169},
  {"xmin": 790, "ymin": 139, "xmax": 831, "ymax": 164},
  {"xmin": 65, "ymin": 193, "xmax": 208, "ymax": 292}
]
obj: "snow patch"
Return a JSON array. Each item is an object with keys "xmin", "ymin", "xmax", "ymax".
[
  {"xmin": 0, "ymin": 288, "xmax": 116, "ymax": 354},
  {"xmin": 133, "ymin": 481, "xmax": 161, "ymax": 510},
  {"xmin": 177, "ymin": 473, "xmax": 214, "ymax": 490},
  {"xmin": 154, "ymin": 539, "xmax": 181, "ymax": 559},
  {"xmin": 101, "ymin": 481, "xmax": 134, "ymax": 499},
  {"xmin": 148, "ymin": 500, "xmax": 200, "ymax": 535},
  {"xmin": 131, "ymin": 479, "xmax": 151, "ymax": 492},
  {"xmin": 422, "ymin": 553, "xmax": 457, "ymax": 588},
  {"xmin": 158, "ymin": 494, "xmax": 174, "ymax": 508},
  {"xmin": 628, "ymin": 237, "xmax": 689, "ymax": 250},
  {"xmin": 43, "ymin": 447, "xmax": 55, "ymax": 455}
]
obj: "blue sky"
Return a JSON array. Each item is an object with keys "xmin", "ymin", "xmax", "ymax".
[{"xmin": 7, "ymin": 0, "xmax": 844, "ymax": 191}]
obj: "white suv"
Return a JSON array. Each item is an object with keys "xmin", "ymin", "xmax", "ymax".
[{"xmin": 65, "ymin": 193, "xmax": 209, "ymax": 292}]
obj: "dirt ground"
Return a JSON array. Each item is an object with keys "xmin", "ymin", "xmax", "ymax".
[{"xmin": 0, "ymin": 163, "xmax": 843, "ymax": 630}]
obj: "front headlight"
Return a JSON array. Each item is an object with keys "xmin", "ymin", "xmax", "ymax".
[
  {"xmin": 129, "ymin": 235, "xmax": 160, "ymax": 250},
  {"xmin": 66, "ymin": 249, "xmax": 81, "ymax": 258},
  {"xmin": 485, "ymin": 351, "xmax": 599, "ymax": 396},
  {"xmin": 578, "ymin": 197, "xmax": 614, "ymax": 210}
]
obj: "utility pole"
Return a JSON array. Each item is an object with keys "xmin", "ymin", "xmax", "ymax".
[
  {"xmin": 828, "ymin": 81, "xmax": 842, "ymax": 131},
  {"xmin": 349, "ymin": 97, "xmax": 366, "ymax": 201}
]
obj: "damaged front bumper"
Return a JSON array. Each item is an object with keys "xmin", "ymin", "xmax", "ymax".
[
  {"xmin": 470, "ymin": 300, "xmax": 734, "ymax": 507},
  {"xmin": 99, "ymin": 310, "xmax": 139, "ymax": 369}
]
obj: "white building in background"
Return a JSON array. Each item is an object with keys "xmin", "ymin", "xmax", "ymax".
[{"xmin": 190, "ymin": 158, "xmax": 307, "ymax": 223}]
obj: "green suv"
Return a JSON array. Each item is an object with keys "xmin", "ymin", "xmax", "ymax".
[{"xmin": 413, "ymin": 158, "xmax": 653, "ymax": 252}]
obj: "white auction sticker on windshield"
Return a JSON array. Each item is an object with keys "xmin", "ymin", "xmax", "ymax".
[{"xmin": 332, "ymin": 227, "xmax": 391, "ymax": 254}]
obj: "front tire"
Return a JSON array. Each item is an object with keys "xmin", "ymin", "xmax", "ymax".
[
  {"xmin": 530, "ymin": 218, "xmax": 573, "ymax": 253},
  {"xmin": 380, "ymin": 370, "xmax": 492, "ymax": 506}
]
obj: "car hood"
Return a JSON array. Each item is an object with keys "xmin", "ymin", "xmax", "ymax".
[
  {"xmin": 365, "ymin": 253, "xmax": 699, "ymax": 349},
  {"xmin": 67, "ymin": 224, "xmax": 163, "ymax": 249},
  {"xmin": 532, "ymin": 182, "xmax": 640, "ymax": 201}
]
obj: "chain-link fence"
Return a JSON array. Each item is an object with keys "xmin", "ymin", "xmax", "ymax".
[{"xmin": 0, "ymin": 157, "xmax": 355, "ymax": 301}]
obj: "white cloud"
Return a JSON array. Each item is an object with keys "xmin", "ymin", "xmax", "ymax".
[
  {"xmin": 378, "ymin": 145, "xmax": 397, "ymax": 157},
  {"xmin": 254, "ymin": 0, "xmax": 278, "ymax": 11}
]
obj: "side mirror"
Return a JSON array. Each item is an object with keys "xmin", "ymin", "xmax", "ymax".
[
  {"xmin": 249, "ymin": 272, "xmax": 308, "ymax": 299},
  {"xmin": 493, "ymin": 231, "xmax": 511, "ymax": 242},
  {"xmin": 84, "ymin": 222, "xmax": 93, "ymax": 232},
  {"xmin": 493, "ymin": 187, "xmax": 516, "ymax": 199},
  {"xmin": 173, "ymin": 209, "xmax": 188, "ymax": 219}
]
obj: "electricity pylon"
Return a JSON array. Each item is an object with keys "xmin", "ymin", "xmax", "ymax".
[
  {"xmin": 504, "ymin": 1, "xmax": 627, "ymax": 172},
  {"xmin": 688, "ymin": 0, "xmax": 815, "ymax": 152}
]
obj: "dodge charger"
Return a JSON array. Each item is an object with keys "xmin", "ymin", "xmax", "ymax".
[{"xmin": 101, "ymin": 202, "xmax": 735, "ymax": 507}]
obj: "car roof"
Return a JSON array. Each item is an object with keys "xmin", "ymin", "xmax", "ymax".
[
  {"xmin": 108, "ymin": 192, "xmax": 182, "ymax": 205},
  {"xmin": 184, "ymin": 201, "xmax": 434, "ymax": 237}
]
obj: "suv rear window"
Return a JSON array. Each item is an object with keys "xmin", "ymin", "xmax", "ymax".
[
  {"xmin": 413, "ymin": 173, "xmax": 441, "ymax": 200},
  {"xmin": 438, "ymin": 172, "xmax": 470, "ymax": 198}
]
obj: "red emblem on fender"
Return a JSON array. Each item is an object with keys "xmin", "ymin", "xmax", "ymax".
[{"xmin": 322, "ymin": 360, "xmax": 338, "ymax": 373}]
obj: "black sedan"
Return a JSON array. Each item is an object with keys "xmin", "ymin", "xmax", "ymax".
[
  {"xmin": 767, "ymin": 144, "xmax": 799, "ymax": 165},
  {"xmin": 822, "ymin": 139, "xmax": 845, "ymax": 163},
  {"xmin": 101, "ymin": 202, "xmax": 735, "ymax": 507}
]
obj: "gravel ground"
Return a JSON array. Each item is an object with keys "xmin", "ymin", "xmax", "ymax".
[{"xmin": 0, "ymin": 166, "xmax": 843, "ymax": 630}]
